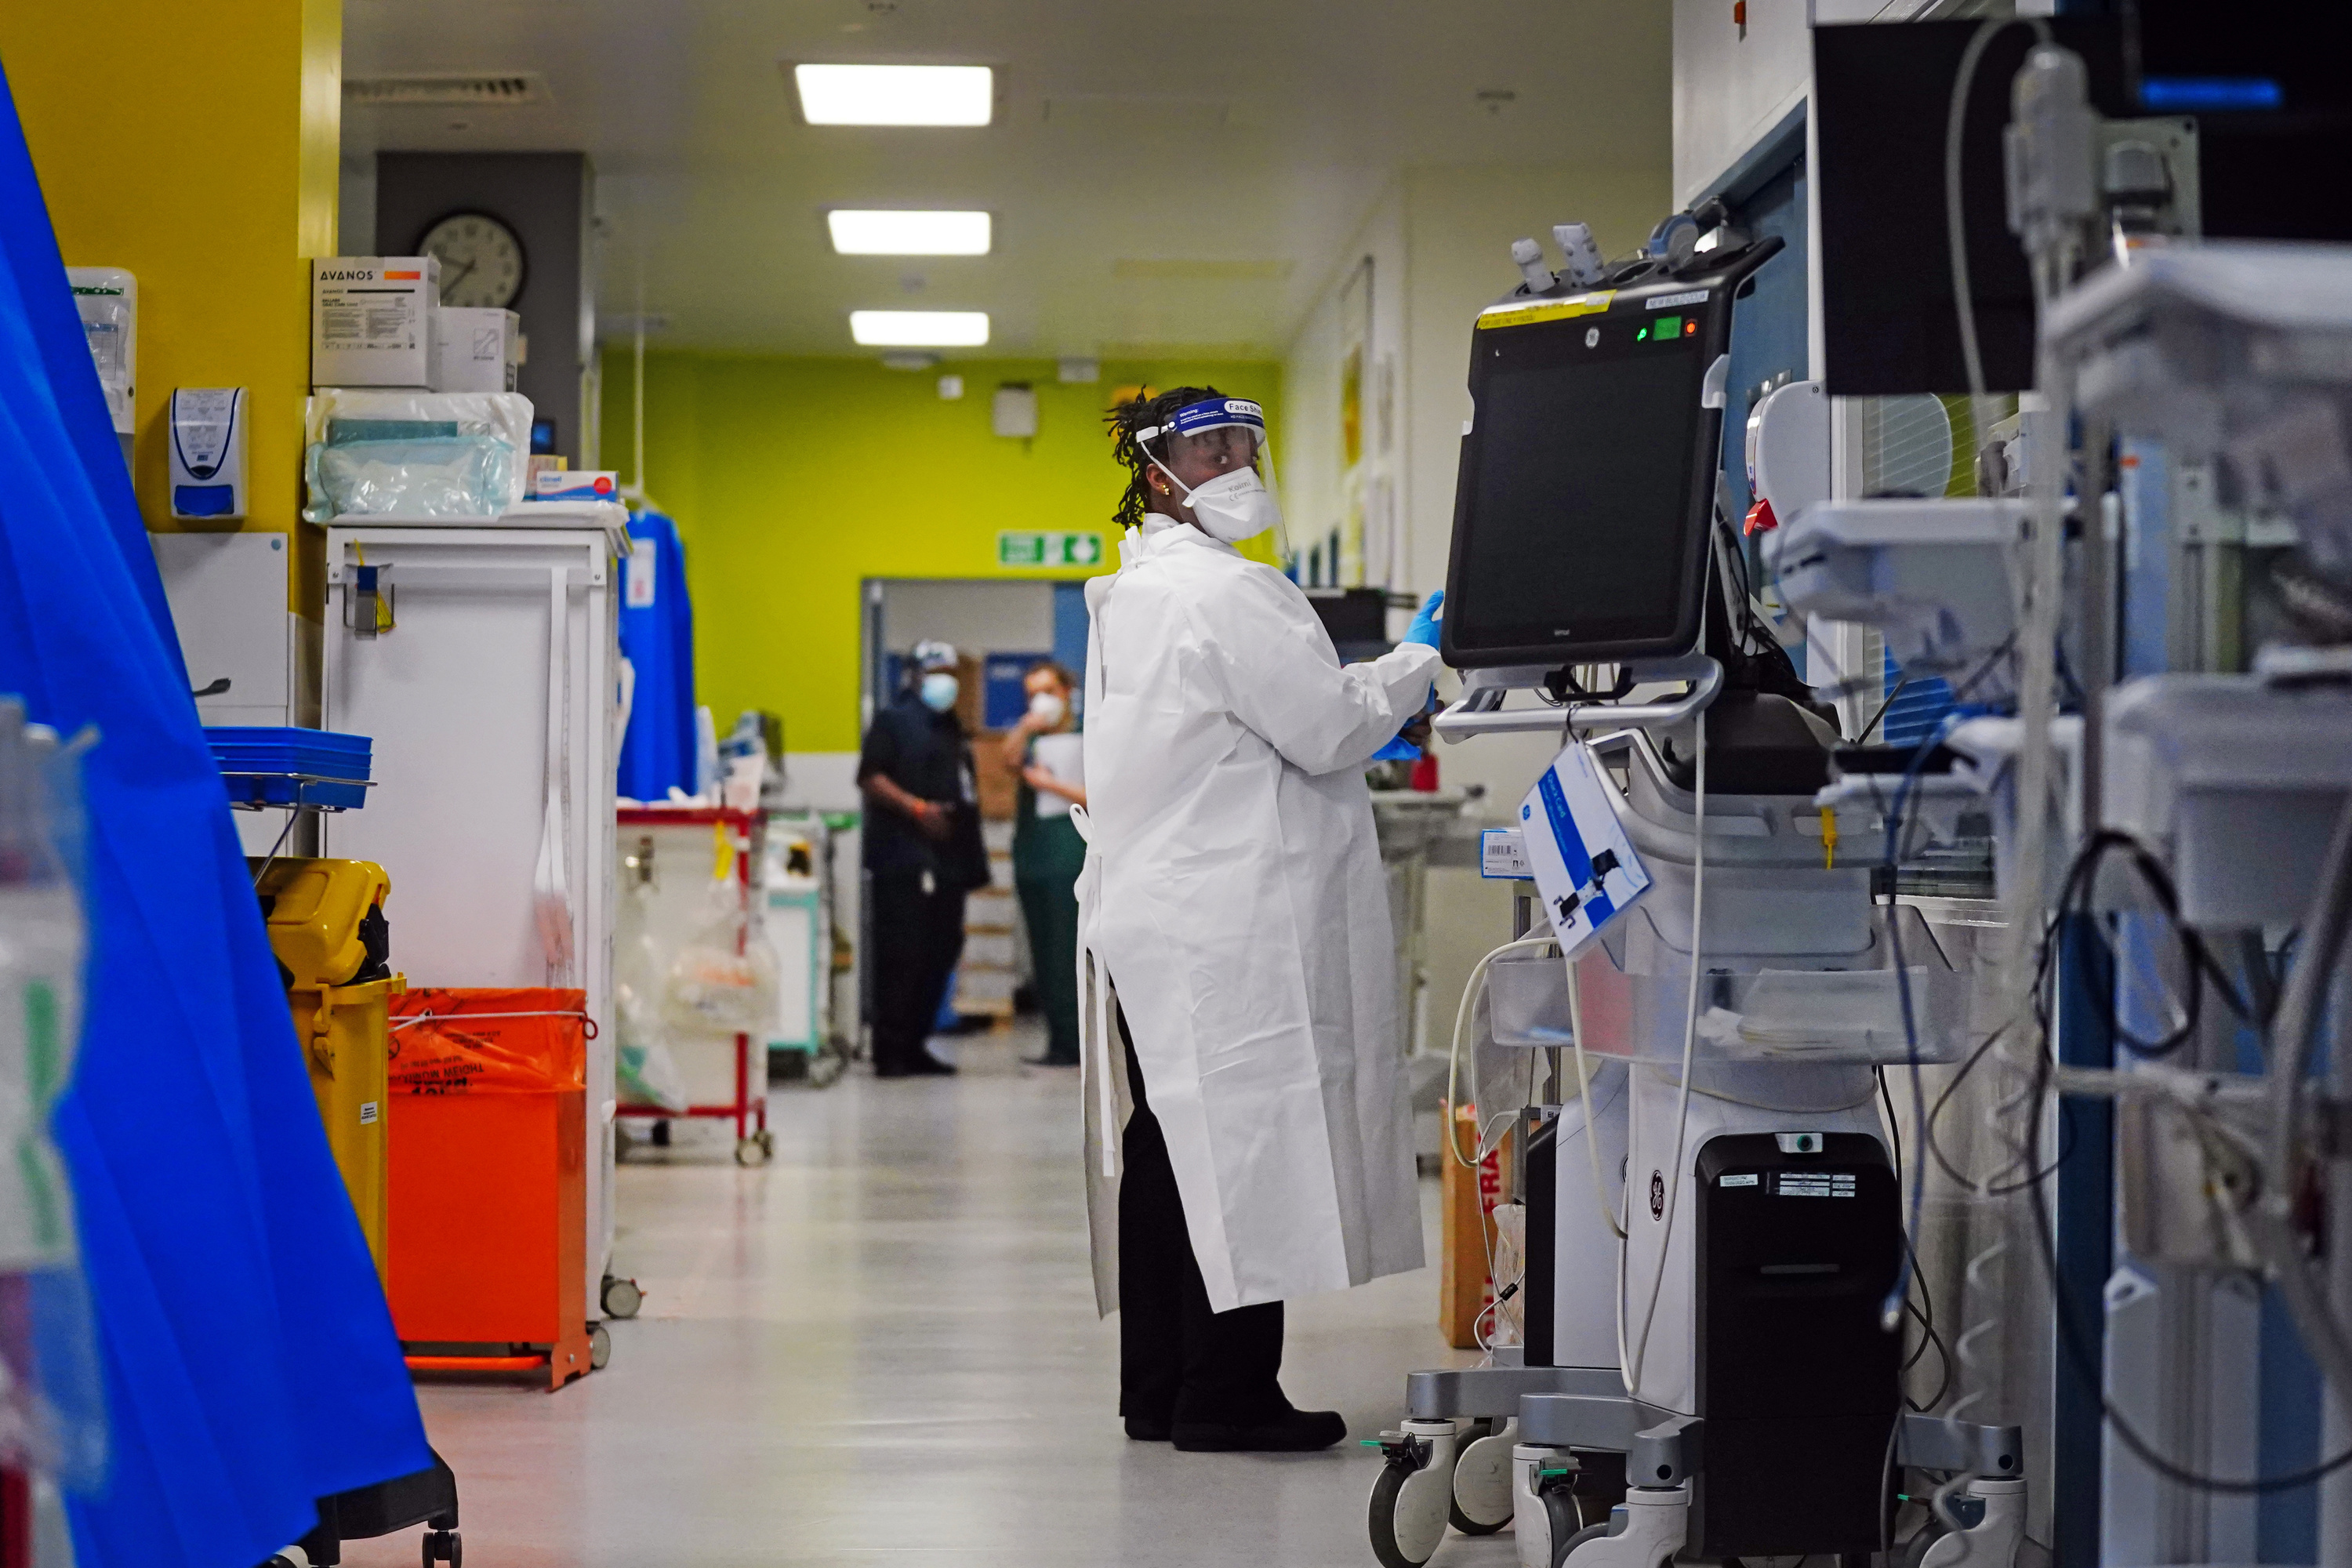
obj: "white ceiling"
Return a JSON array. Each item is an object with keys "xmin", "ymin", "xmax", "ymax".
[{"xmin": 341, "ymin": 0, "xmax": 1670, "ymax": 358}]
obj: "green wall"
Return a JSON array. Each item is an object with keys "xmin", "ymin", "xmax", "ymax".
[{"xmin": 602, "ymin": 351, "xmax": 1282, "ymax": 754}]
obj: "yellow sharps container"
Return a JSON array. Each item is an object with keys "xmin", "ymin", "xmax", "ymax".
[{"xmin": 252, "ymin": 858, "xmax": 398, "ymax": 1284}]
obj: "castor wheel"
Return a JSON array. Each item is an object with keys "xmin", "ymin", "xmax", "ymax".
[
  {"xmin": 757, "ymin": 1127, "xmax": 776, "ymax": 1157},
  {"xmin": 588, "ymin": 1322, "xmax": 612, "ymax": 1370},
  {"xmin": 422, "ymin": 1529, "xmax": 461, "ymax": 1568},
  {"xmin": 1367, "ymin": 1421, "xmax": 1458, "ymax": 1568},
  {"xmin": 735, "ymin": 1134, "xmax": 771, "ymax": 1166},
  {"xmin": 1450, "ymin": 1417, "xmax": 1515, "ymax": 1535},
  {"xmin": 601, "ymin": 1274, "xmax": 643, "ymax": 1319}
]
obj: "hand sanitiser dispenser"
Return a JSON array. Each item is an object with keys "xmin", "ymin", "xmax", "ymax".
[{"xmin": 169, "ymin": 387, "xmax": 248, "ymax": 520}]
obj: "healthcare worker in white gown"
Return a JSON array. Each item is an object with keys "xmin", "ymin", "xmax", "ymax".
[{"xmin": 1073, "ymin": 386, "xmax": 1446, "ymax": 1453}]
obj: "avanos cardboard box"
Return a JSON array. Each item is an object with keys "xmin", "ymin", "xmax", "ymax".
[{"xmin": 312, "ymin": 257, "xmax": 440, "ymax": 388}]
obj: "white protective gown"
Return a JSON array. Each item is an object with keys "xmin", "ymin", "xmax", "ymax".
[{"xmin": 1074, "ymin": 515, "xmax": 1441, "ymax": 1315}]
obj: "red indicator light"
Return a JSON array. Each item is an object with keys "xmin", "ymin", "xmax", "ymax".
[{"xmin": 1683, "ymin": 320, "xmax": 1697, "ymax": 335}]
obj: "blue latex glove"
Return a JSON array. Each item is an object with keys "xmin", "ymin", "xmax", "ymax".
[
  {"xmin": 1401, "ymin": 589, "xmax": 1445, "ymax": 649},
  {"xmin": 1371, "ymin": 691, "xmax": 1439, "ymax": 763}
]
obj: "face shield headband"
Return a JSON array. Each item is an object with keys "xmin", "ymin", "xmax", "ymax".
[{"xmin": 1134, "ymin": 397, "xmax": 1285, "ymax": 548}]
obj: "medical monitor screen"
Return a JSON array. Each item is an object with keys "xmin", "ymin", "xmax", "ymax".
[{"xmin": 1442, "ymin": 302, "xmax": 1715, "ymax": 666}]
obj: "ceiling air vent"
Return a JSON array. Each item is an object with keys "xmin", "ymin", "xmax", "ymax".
[{"xmin": 345, "ymin": 73, "xmax": 549, "ymax": 108}]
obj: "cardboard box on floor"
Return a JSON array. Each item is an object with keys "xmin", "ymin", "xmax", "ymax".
[{"xmin": 1440, "ymin": 1102, "xmax": 1513, "ymax": 1349}]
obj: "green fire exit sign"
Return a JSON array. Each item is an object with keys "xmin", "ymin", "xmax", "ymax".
[{"xmin": 997, "ymin": 531, "xmax": 1103, "ymax": 568}]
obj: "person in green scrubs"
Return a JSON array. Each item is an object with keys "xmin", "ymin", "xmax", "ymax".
[{"xmin": 1001, "ymin": 660, "xmax": 1086, "ymax": 1067}]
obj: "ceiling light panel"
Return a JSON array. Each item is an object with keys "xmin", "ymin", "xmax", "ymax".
[
  {"xmin": 793, "ymin": 64, "xmax": 993, "ymax": 126},
  {"xmin": 850, "ymin": 310, "xmax": 990, "ymax": 347},
  {"xmin": 829, "ymin": 210, "xmax": 993, "ymax": 256}
]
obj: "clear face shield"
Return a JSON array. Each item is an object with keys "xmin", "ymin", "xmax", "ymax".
[{"xmin": 1136, "ymin": 397, "xmax": 1286, "ymax": 550}]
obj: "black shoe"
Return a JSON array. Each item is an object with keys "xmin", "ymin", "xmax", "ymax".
[
  {"xmin": 907, "ymin": 1054, "xmax": 957, "ymax": 1076},
  {"xmin": 1124, "ymin": 1415, "xmax": 1172, "ymax": 1441},
  {"xmin": 1171, "ymin": 1409, "xmax": 1347, "ymax": 1453}
]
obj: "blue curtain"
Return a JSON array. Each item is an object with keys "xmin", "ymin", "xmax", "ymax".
[
  {"xmin": 617, "ymin": 509, "xmax": 698, "ymax": 802},
  {"xmin": 0, "ymin": 60, "xmax": 429, "ymax": 1567}
]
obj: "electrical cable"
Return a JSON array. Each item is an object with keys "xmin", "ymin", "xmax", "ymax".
[
  {"xmin": 1946, "ymin": 14, "xmax": 2053, "ymax": 411},
  {"xmin": 1446, "ymin": 936, "xmax": 1560, "ymax": 1169},
  {"xmin": 2252, "ymin": 794, "xmax": 2352, "ymax": 1434},
  {"xmin": 1564, "ymin": 953, "xmax": 1628, "ymax": 1240},
  {"xmin": 1854, "ymin": 676, "xmax": 1913, "ymax": 745},
  {"xmin": 1621, "ymin": 699, "xmax": 1704, "ymax": 1396},
  {"xmin": 1878, "ymin": 1067, "xmax": 1955, "ymax": 1413},
  {"xmin": 2021, "ymin": 1017, "xmax": 2352, "ymax": 1492}
]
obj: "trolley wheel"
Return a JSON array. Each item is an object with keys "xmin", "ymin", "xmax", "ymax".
[
  {"xmin": 587, "ymin": 1323, "xmax": 612, "ymax": 1371},
  {"xmin": 422, "ymin": 1529, "xmax": 462, "ymax": 1568},
  {"xmin": 1553, "ymin": 1518, "xmax": 1606, "ymax": 1568},
  {"xmin": 1450, "ymin": 1419, "xmax": 1513, "ymax": 1536},
  {"xmin": 757, "ymin": 1127, "xmax": 776, "ymax": 1157},
  {"xmin": 601, "ymin": 1275, "xmax": 643, "ymax": 1319},
  {"xmin": 1369, "ymin": 1456, "xmax": 1450, "ymax": 1568},
  {"xmin": 735, "ymin": 1135, "xmax": 770, "ymax": 1166}
]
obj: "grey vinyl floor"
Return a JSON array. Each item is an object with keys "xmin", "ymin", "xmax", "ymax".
[{"xmin": 344, "ymin": 1023, "xmax": 1507, "ymax": 1566}]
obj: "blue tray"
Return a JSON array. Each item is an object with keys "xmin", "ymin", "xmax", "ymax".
[
  {"xmin": 204, "ymin": 727, "xmax": 371, "ymax": 779},
  {"xmin": 206, "ymin": 727, "xmax": 372, "ymax": 811}
]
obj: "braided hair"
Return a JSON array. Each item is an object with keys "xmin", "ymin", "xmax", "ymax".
[{"xmin": 1105, "ymin": 384, "xmax": 1224, "ymax": 531}]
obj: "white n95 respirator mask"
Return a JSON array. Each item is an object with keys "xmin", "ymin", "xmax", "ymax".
[{"xmin": 1164, "ymin": 463, "xmax": 1283, "ymax": 544}]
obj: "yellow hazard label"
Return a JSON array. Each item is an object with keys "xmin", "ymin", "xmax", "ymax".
[{"xmin": 1475, "ymin": 292, "xmax": 1617, "ymax": 330}]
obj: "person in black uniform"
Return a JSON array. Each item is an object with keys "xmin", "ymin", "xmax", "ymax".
[{"xmin": 857, "ymin": 640, "xmax": 991, "ymax": 1078}]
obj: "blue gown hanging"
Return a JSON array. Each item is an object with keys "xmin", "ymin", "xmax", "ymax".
[
  {"xmin": 617, "ymin": 508, "xmax": 698, "ymax": 802},
  {"xmin": 0, "ymin": 61, "xmax": 430, "ymax": 1568}
]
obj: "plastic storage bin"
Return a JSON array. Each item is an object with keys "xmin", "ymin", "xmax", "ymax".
[
  {"xmin": 253, "ymin": 857, "xmax": 397, "ymax": 1281},
  {"xmin": 386, "ymin": 987, "xmax": 594, "ymax": 1390},
  {"xmin": 207, "ymin": 726, "xmax": 373, "ymax": 809}
]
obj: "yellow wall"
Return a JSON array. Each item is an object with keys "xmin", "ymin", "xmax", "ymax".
[
  {"xmin": 2, "ymin": 0, "xmax": 338, "ymax": 604},
  {"xmin": 603, "ymin": 353, "xmax": 1280, "ymax": 753}
]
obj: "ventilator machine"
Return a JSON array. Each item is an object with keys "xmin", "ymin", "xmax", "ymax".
[{"xmin": 1370, "ymin": 31, "xmax": 2352, "ymax": 1568}]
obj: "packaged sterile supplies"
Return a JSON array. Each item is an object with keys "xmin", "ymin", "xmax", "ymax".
[
  {"xmin": 312, "ymin": 257, "xmax": 440, "ymax": 388},
  {"xmin": 530, "ymin": 470, "xmax": 621, "ymax": 503},
  {"xmin": 430, "ymin": 307, "xmax": 521, "ymax": 394},
  {"xmin": 302, "ymin": 389, "xmax": 534, "ymax": 521}
]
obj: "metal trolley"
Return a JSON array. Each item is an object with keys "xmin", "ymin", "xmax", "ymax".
[{"xmin": 614, "ymin": 806, "xmax": 775, "ymax": 1166}]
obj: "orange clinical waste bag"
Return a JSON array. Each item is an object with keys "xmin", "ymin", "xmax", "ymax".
[{"xmin": 386, "ymin": 987, "xmax": 595, "ymax": 1389}]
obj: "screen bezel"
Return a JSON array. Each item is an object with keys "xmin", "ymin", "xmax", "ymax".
[{"xmin": 1439, "ymin": 271, "xmax": 1744, "ymax": 671}]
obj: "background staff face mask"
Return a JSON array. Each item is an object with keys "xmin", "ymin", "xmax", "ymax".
[
  {"xmin": 1138, "ymin": 397, "xmax": 1285, "ymax": 546},
  {"xmin": 920, "ymin": 673, "xmax": 960, "ymax": 713}
]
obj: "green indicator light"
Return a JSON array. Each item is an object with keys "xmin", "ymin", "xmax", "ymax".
[
  {"xmin": 1635, "ymin": 326, "xmax": 1649, "ymax": 341},
  {"xmin": 1653, "ymin": 314, "xmax": 1682, "ymax": 338}
]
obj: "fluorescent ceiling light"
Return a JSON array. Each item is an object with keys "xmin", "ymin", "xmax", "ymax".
[
  {"xmin": 793, "ymin": 64, "xmax": 993, "ymax": 126},
  {"xmin": 850, "ymin": 310, "xmax": 989, "ymax": 347},
  {"xmin": 829, "ymin": 209, "xmax": 992, "ymax": 256}
]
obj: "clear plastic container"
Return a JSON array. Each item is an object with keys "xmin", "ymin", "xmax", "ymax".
[
  {"xmin": 1595, "ymin": 902, "xmax": 1968, "ymax": 1064},
  {"xmin": 1486, "ymin": 951, "xmax": 1576, "ymax": 1047},
  {"xmin": 1483, "ymin": 902, "xmax": 1972, "ymax": 1065}
]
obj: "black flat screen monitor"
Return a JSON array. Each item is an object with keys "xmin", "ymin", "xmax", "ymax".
[
  {"xmin": 1440, "ymin": 243, "xmax": 1775, "ymax": 671},
  {"xmin": 1814, "ymin": 19, "xmax": 2129, "ymax": 396}
]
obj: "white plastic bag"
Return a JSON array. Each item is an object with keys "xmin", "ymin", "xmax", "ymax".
[{"xmin": 661, "ymin": 880, "xmax": 778, "ymax": 1036}]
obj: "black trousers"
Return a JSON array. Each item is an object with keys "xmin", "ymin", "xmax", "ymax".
[
  {"xmin": 1116, "ymin": 1004, "xmax": 1288, "ymax": 1425},
  {"xmin": 867, "ymin": 871, "xmax": 967, "ymax": 1074}
]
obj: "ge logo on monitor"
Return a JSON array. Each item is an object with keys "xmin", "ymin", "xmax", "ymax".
[
  {"xmin": 1585, "ymin": 327, "xmax": 1599, "ymax": 348},
  {"xmin": 1650, "ymin": 1170, "xmax": 1665, "ymax": 1221}
]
